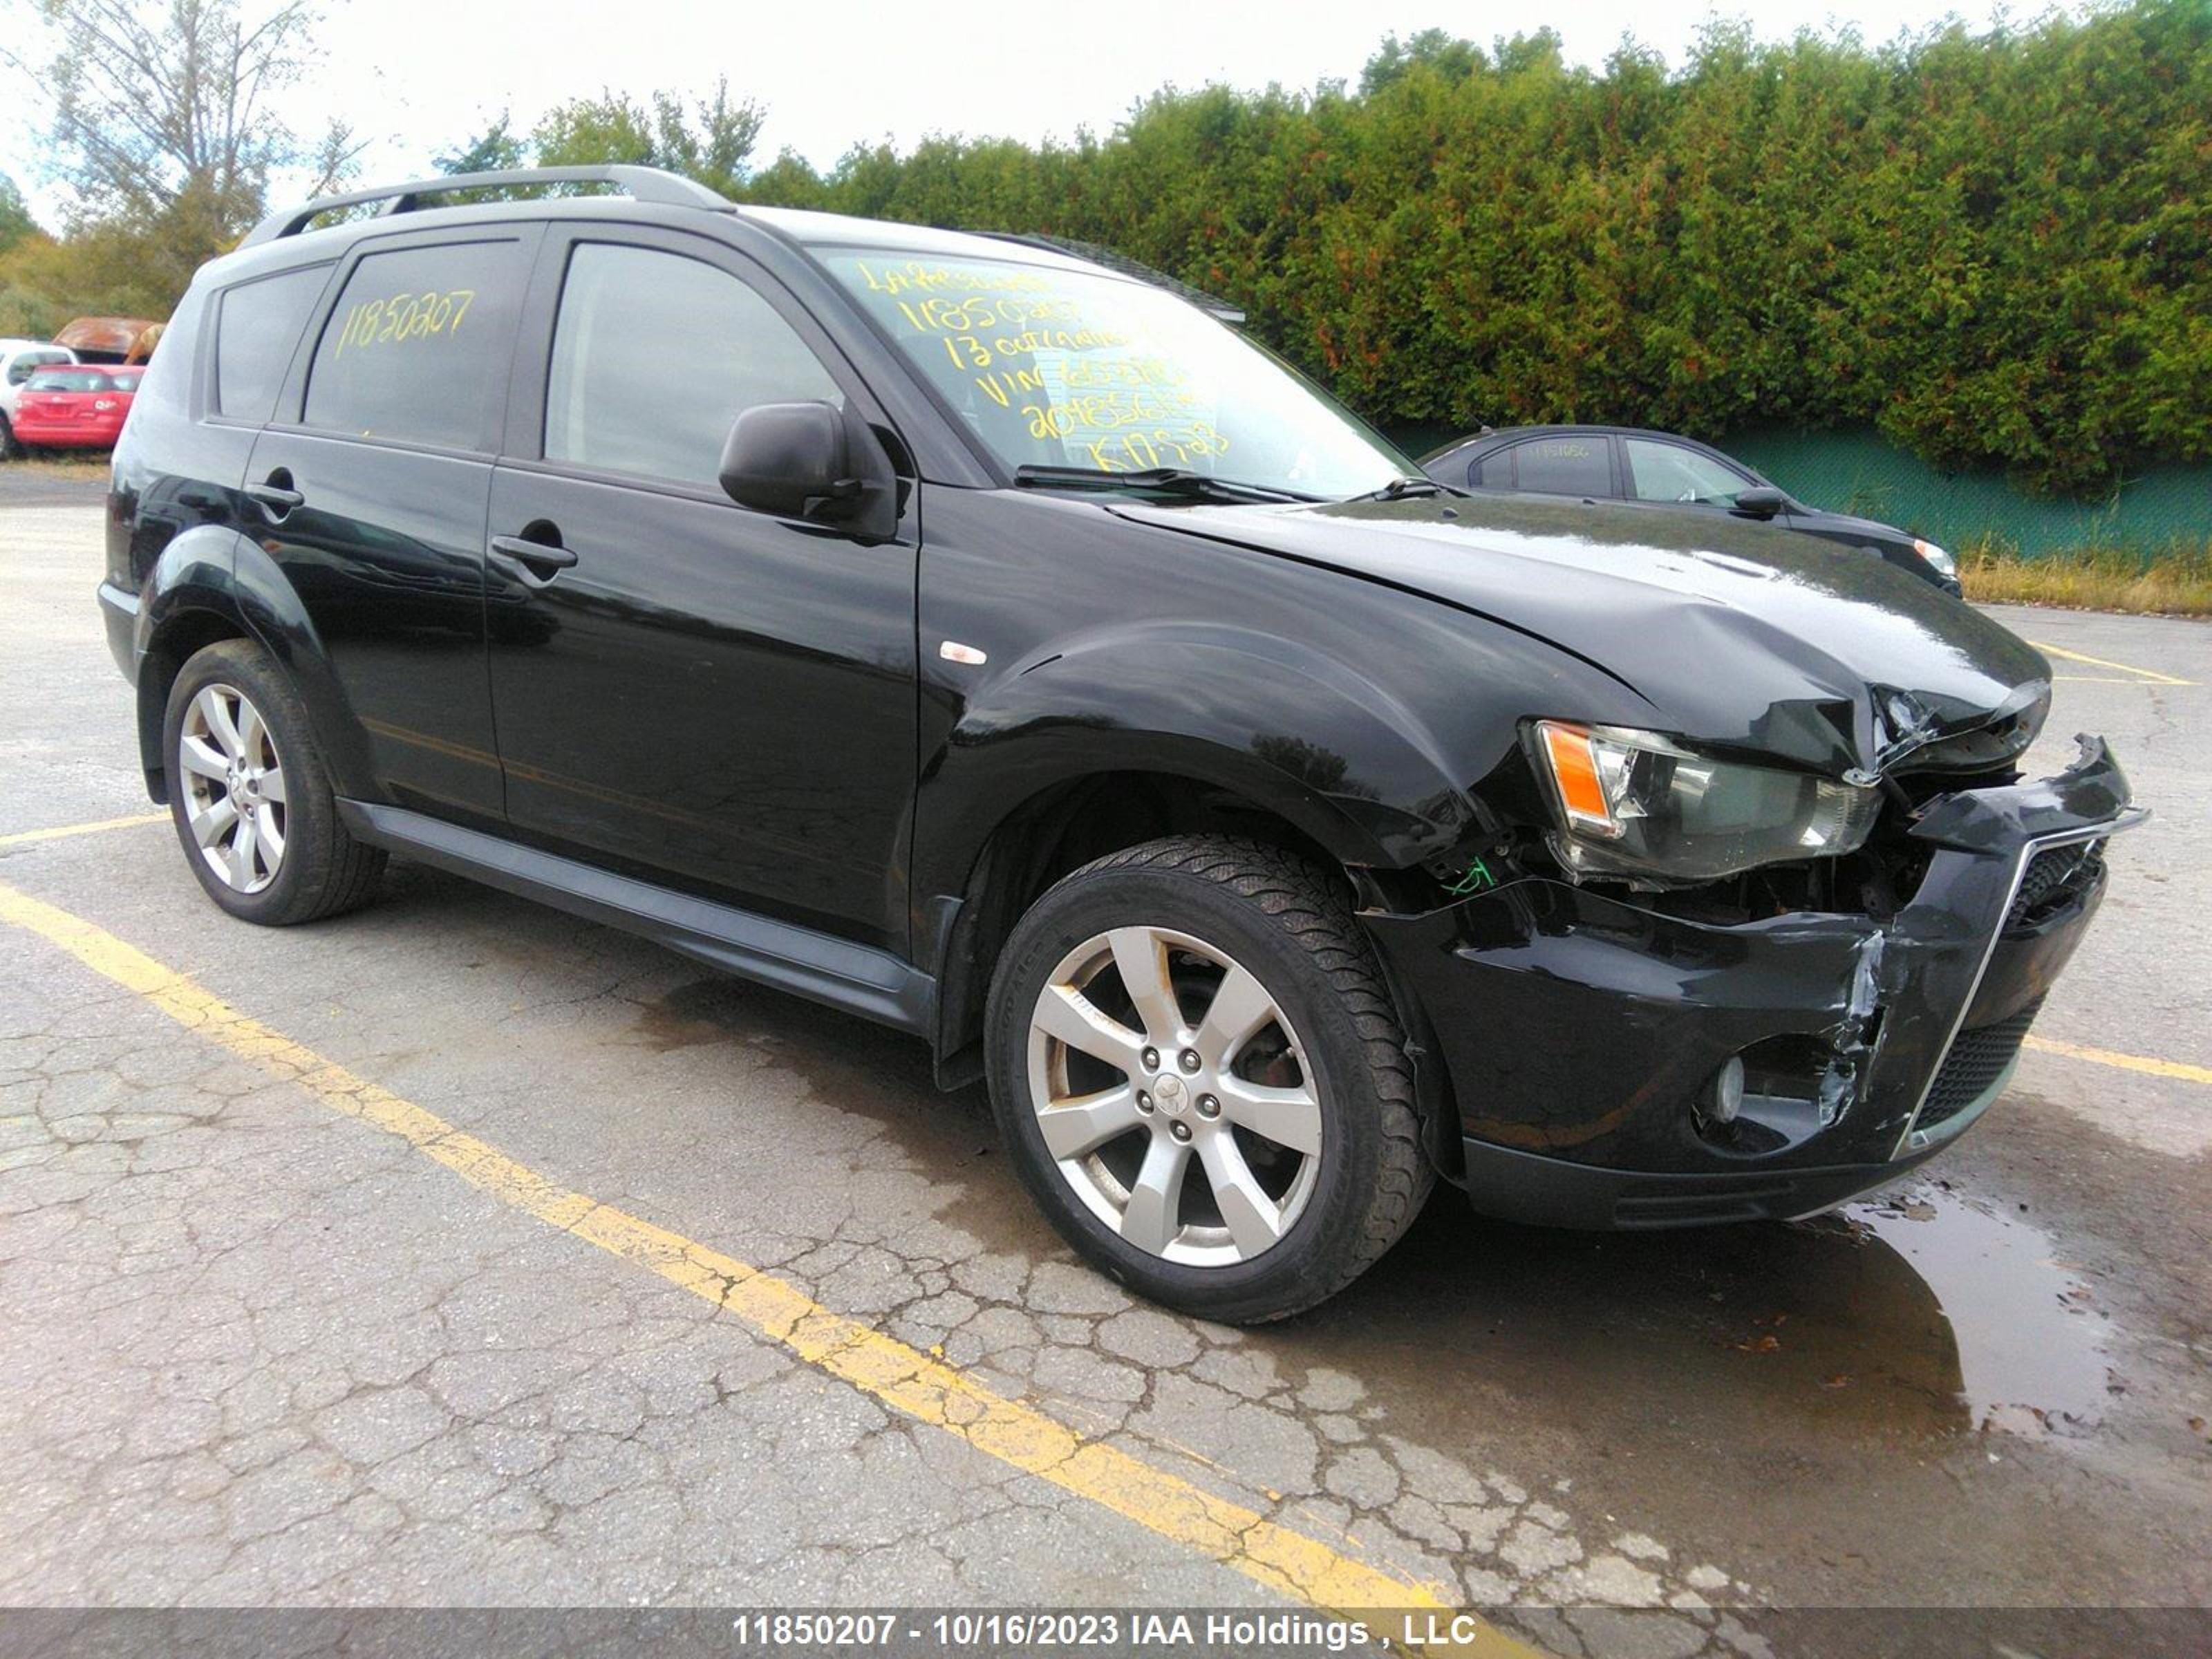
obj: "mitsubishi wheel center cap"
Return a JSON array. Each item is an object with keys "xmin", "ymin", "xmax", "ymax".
[{"xmin": 1153, "ymin": 1074, "xmax": 1188, "ymax": 1117}]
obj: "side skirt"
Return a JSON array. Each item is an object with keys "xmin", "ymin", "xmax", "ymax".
[{"xmin": 336, "ymin": 800, "xmax": 937, "ymax": 1037}]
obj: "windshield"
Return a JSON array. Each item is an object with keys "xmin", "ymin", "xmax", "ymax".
[{"xmin": 820, "ymin": 249, "xmax": 1412, "ymax": 499}]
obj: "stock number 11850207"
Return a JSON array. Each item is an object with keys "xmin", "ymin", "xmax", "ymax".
[{"xmin": 331, "ymin": 289, "xmax": 478, "ymax": 355}]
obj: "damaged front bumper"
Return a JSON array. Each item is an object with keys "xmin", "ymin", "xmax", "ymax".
[{"xmin": 1362, "ymin": 737, "xmax": 2146, "ymax": 1229}]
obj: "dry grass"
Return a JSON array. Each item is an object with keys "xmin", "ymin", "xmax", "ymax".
[
  {"xmin": 8, "ymin": 454, "xmax": 111, "ymax": 481},
  {"xmin": 1962, "ymin": 539, "xmax": 2212, "ymax": 617}
]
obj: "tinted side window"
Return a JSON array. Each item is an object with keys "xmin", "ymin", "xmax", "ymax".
[
  {"xmin": 1473, "ymin": 450, "xmax": 1513, "ymax": 489},
  {"xmin": 544, "ymin": 243, "xmax": 842, "ymax": 488},
  {"xmin": 1623, "ymin": 437, "xmax": 1751, "ymax": 505},
  {"xmin": 304, "ymin": 240, "xmax": 527, "ymax": 450},
  {"xmin": 216, "ymin": 265, "xmax": 328, "ymax": 419},
  {"xmin": 1510, "ymin": 437, "xmax": 1611, "ymax": 496}
]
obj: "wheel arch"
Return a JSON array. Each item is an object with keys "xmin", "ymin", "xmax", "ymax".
[
  {"xmin": 134, "ymin": 531, "xmax": 372, "ymax": 805},
  {"xmin": 133, "ymin": 524, "xmax": 260, "ymax": 802},
  {"xmin": 929, "ymin": 768, "xmax": 1333, "ymax": 1084}
]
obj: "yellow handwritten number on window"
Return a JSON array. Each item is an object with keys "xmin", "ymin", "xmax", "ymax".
[{"xmin": 333, "ymin": 290, "xmax": 478, "ymax": 357}]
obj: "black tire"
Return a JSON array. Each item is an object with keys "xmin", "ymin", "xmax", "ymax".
[
  {"xmin": 0, "ymin": 415, "xmax": 20, "ymax": 460},
  {"xmin": 985, "ymin": 835, "xmax": 1432, "ymax": 1323},
  {"xmin": 162, "ymin": 639, "xmax": 386, "ymax": 925}
]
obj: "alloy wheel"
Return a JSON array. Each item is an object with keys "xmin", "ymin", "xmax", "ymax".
[
  {"xmin": 1025, "ymin": 926, "xmax": 1323, "ymax": 1266},
  {"xmin": 177, "ymin": 682, "xmax": 289, "ymax": 894}
]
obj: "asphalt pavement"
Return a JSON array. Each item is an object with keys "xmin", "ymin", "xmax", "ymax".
[{"xmin": 3, "ymin": 469, "xmax": 2207, "ymax": 1655}]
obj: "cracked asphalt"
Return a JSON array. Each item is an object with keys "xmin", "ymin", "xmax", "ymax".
[{"xmin": 3, "ymin": 471, "xmax": 2209, "ymax": 1651}]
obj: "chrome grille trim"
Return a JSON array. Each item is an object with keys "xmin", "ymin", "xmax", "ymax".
[{"xmin": 1890, "ymin": 810, "xmax": 2146, "ymax": 1159}]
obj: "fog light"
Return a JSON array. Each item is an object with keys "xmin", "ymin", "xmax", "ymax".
[{"xmin": 1705, "ymin": 1057, "xmax": 1745, "ymax": 1126}]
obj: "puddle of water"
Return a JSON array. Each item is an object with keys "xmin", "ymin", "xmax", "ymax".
[
  {"xmin": 628, "ymin": 973, "xmax": 2119, "ymax": 1441},
  {"xmin": 1285, "ymin": 1177, "xmax": 2122, "ymax": 1452},
  {"xmin": 628, "ymin": 976, "xmax": 761, "ymax": 1051},
  {"xmin": 1851, "ymin": 1183, "xmax": 2114, "ymax": 1437}
]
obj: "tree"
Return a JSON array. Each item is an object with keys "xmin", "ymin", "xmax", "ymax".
[
  {"xmin": 1359, "ymin": 28, "xmax": 1485, "ymax": 96},
  {"xmin": 532, "ymin": 91, "xmax": 658, "ymax": 171},
  {"xmin": 4, "ymin": 0, "xmax": 362, "ymax": 274},
  {"xmin": 0, "ymin": 174, "xmax": 37, "ymax": 252},
  {"xmin": 436, "ymin": 114, "xmax": 527, "ymax": 177},
  {"xmin": 650, "ymin": 79, "xmax": 765, "ymax": 197},
  {"xmin": 529, "ymin": 79, "xmax": 765, "ymax": 196}
]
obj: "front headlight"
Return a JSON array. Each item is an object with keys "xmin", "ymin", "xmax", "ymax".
[
  {"xmin": 1529, "ymin": 721, "xmax": 1882, "ymax": 883},
  {"xmin": 1911, "ymin": 538, "xmax": 1958, "ymax": 581}
]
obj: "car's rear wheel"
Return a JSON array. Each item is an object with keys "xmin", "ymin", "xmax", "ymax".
[
  {"xmin": 0, "ymin": 415, "xmax": 20, "ymax": 460},
  {"xmin": 985, "ymin": 836, "xmax": 1432, "ymax": 1323},
  {"xmin": 162, "ymin": 640, "xmax": 386, "ymax": 925}
]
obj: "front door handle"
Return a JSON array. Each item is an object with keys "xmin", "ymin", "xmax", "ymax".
[{"xmin": 488, "ymin": 534, "xmax": 579, "ymax": 587}]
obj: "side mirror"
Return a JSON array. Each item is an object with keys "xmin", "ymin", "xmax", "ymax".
[
  {"xmin": 1731, "ymin": 486, "xmax": 1788, "ymax": 521},
  {"xmin": 718, "ymin": 400, "xmax": 898, "ymax": 540}
]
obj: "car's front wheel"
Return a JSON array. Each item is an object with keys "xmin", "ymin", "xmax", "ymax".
[
  {"xmin": 162, "ymin": 639, "xmax": 386, "ymax": 925},
  {"xmin": 985, "ymin": 836, "xmax": 1432, "ymax": 1323}
]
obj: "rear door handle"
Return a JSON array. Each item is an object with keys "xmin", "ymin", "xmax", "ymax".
[
  {"xmin": 488, "ymin": 534, "xmax": 579, "ymax": 587},
  {"xmin": 245, "ymin": 482, "xmax": 304, "ymax": 520}
]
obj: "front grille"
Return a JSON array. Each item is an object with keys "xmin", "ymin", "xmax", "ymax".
[
  {"xmin": 2005, "ymin": 840, "xmax": 2105, "ymax": 932},
  {"xmin": 1918, "ymin": 996, "xmax": 2043, "ymax": 1132}
]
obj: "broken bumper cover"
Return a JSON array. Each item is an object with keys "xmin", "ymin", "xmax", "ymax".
[{"xmin": 1362, "ymin": 737, "xmax": 2146, "ymax": 1229}]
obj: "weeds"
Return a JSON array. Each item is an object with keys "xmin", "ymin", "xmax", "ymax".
[{"xmin": 1962, "ymin": 538, "xmax": 2212, "ymax": 617}]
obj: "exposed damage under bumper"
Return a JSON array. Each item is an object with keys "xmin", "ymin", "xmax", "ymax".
[{"xmin": 1362, "ymin": 737, "xmax": 2146, "ymax": 1229}]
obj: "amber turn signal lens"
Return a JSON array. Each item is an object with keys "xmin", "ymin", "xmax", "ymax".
[{"xmin": 1536, "ymin": 721, "xmax": 1617, "ymax": 836}]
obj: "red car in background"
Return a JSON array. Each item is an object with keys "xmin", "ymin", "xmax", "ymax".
[{"xmin": 10, "ymin": 365, "xmax": 144, "ymax": 451}]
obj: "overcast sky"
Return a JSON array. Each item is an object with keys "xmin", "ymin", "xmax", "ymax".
[{"xmin": 4, "ymin": 0, "xmax": 2030, "ymax": 227}]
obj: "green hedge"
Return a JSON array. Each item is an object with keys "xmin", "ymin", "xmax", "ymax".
[{"xmin": 742, "ymin": 3, "xmax": 2212, "ymax": 499}]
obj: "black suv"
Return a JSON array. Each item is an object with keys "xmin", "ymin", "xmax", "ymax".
[
  {"xmin": 99, "ymin": 167, "xmax": 2140, "ymax": 1322},
  {"xmin": 1421, "ymin": 424, "xmax": 1964, "ymax": 595}
]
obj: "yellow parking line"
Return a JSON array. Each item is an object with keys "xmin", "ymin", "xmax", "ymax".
[
  {"xmin": 2028, "ymin": 640, "xmax": 2195, "ymax": 687},
  {"xmin": 2024, "ymin": 1033, "xmax": 2212, "ymax": 1087},
  {"xmin": 0, "ymin": 812, "xmax": 167, "ymax": 848},
  {"xmin": 0, "ymin": 878, "xmax": 1534, "ymax": 1650}
]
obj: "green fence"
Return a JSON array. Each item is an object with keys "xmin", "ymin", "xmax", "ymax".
[
  {"xmin": 1391, "ymin": 422, "xmax": 2212, "ymax": 560},
  {"xmin": 1723, "ymin": 427, "xmax": 2211, "ymax": 559}
]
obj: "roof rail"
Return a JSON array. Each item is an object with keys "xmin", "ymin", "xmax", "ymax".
[
  {"xmin": 977, "ymin": 232, "xmax": 1246, "ymax": 324},
  {"xmin": 241, "ymin": 165, "xmax": 731, "ymax": 247}
]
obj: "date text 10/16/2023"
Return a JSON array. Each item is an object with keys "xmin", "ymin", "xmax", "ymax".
[{"xmin": 724, "ymin": 1611, "xmax": 1519, "ymax": 1652}]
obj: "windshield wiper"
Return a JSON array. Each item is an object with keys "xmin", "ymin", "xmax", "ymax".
[
  {"xmin": 1341, "ymin": 474, "xmax": 1456, "ymax": 503},
  {"xmin": 1013, "ymin": 465, "xmax": 1320, "ymax": 505}
]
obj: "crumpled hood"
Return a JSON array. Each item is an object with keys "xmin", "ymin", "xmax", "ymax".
[{"xmin": 1110, "ymin": 492, "xmax": 2050, "ymax": 776}]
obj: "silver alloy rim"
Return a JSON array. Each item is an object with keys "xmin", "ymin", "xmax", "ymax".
[
  {"xmin": 178, "ymin": 683, "xmax": 288, "ymax": 894},
  {"xmin": 1026, "ymin": 926, "xmax": 1323, "ymax": 1266}
]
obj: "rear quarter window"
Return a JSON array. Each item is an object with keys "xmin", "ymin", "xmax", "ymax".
[
  {"xmin": 1508, "ymin": 437, "xmax": 1612, "ymax": 496},
  {"xmin": 216, "ymin": 264, "xmax": 330, "ymax": 419},
  {"xmin": 303, "ymin": 239, "xmax": 527, "ymax": 451}
]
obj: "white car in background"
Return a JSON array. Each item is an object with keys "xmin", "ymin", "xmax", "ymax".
[{"xmin": 0, "ymin": 338, "xmax": 80, "ymax": 458}]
